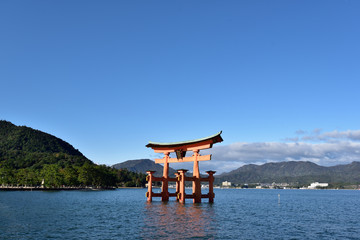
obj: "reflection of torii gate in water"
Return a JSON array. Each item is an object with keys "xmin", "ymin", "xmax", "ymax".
[{"xmin": 145, "ymin": 131, "xmax": 223, "ymax": 203}]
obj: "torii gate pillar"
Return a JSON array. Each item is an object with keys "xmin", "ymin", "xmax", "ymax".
[
  {"xmin": 161, "ymin": 152, "xmax": 170, "ymax": 201},
  {"xmin": 192, "ymin": 150, "xmax": 201, "ymax": 203}
]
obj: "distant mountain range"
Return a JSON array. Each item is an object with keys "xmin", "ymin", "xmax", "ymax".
[
  {"xmin": 113, "ymin": 158, "xmax": 360, "ymax": 186},
  {"xmin": 112, "ymin": 159, "xmax": 177, "ymax": 177},
  {"xmin": 216, "ymin": 161, "xmax": 360, "ymax": 185}
]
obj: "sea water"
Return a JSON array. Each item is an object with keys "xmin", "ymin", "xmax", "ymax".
[{"xmin": 0, "ymin": 189, "xmax": 359, "ymax": 239}]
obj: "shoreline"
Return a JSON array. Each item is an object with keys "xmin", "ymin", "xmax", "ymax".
[
  {"xmin": 0, "ymin": 186, "xmax": 117, "ymax": 191},
  {"xmin": 1, "ymin": 186, "xmax": 359, "ymax": 191}
]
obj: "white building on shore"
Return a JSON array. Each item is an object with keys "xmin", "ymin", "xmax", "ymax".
[
  {"xmin": 308, "ymin": 182, "xmax": 328, "ymax": 189},
  {"xmin": 222, "ymin": 181, "xmax": 231, "ymax": 188}
]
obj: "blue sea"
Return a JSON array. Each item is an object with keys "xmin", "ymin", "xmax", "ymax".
[{"xmin": 0, "ymin": 189, "xmax": 359, "ymax": 239}]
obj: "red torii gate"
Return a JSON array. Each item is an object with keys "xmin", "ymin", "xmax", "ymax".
[{"xmin": 145, "ymin": 131, "xmax": 223, "ymax": 203}]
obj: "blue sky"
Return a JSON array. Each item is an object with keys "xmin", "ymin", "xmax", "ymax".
[{"xmin": 1, "ymin": 1, "xmax": 360, "ymax": 173}]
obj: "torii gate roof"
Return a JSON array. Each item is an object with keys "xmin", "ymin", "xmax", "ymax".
[{"xmin": 146, "ymin": 131, "xmax": 223, "ymax": 149}]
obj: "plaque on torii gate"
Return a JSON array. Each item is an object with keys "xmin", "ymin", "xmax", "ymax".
[{"xmin": 145, "ymin": 131, "xmax": 223, "ymax": 203}]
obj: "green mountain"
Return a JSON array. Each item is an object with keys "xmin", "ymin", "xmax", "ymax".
[
  {"xmin": 0, "ymin": 120, "xmax": 90, "ymax": 169},
  {"xmin": 216, "ymin": 161, "xmax": 360, "ymax": 186},
  {"xmin": 0, "ymin": 120, "xmax": 146, "ymax": 188},
  {"xmin": 112, "ymin": 159, "xmax": 177, "ymax": 177}
]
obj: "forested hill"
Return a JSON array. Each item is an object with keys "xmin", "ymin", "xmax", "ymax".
[
  {"xmin": 216, "ymin": 161, "xmax": 360, "ymax": 186},
  {"xmin": 0, "ymin": 120, "xmax": 84, "ymax": 156},
  {"xmin": 0, "ymin": 120, "xmax": 146, "ymax": 188},
  {"xmin": 0, "ymin": 120, "xmax": 90, "ymax": 169}
]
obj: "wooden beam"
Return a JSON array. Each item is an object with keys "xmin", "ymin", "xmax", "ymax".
[
  {"xmin": 199, "ymin": 178, "xmax": 210, "ymax": 182},
  {"xmin": 185, "ymin": 194, "xmax": 195, "ymax": 199},
  {"xmin": 155, "ymin": 154, "xmax": 211, "ymax": 164},
  {"xmin": 151, "ymin": 177, "xmax": 163, "ymax": 182},
  {"xmin": 153, "ymin": 142, "xmax": 213, "ymax": 153},
  {"xmin": 185, "ymin": 176, "xmax": 196, "ymax": 181},
  {"xmin": 186, "ymin": 144, "xmax": 212, "ymax": 152}
]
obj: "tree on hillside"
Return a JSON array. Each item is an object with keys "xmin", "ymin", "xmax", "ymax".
[
  {"xmin": 41, "ymin": 164, "xmax": 64, "ymax": 187},
  {"xmin": 0, "ymin": 167, "xmax": 15, "ymax": 185},
  {"xmin": 16, "ymin": 168, "xmax": 40, "ymax": 186},
  {"xmin": 62, "ymin": 166, "xmax": 79, "ymax": 186}
]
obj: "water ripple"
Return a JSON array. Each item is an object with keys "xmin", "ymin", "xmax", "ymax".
[{"xmin": 0, "ymin": 189, "xmax": 359, "ymax": 239}]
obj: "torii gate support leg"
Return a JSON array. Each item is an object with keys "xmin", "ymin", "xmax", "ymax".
[
  {"xmin": 206, "ymin": 171, "xmax": 216, "ymax": 203},
  {"xmin": 193, "ymin": 150, "xmax": 202, "ymax": 203},
  {"xmin": 175, "ymin": 172, "xmax": 180, "ymax": 202},
  {"xmin": 146, "ymin": 171, "xmax": 156, "ymax": 202},
  {"xmin": 161, "ymin": 152, "xmax": 170, "ymax": 201},
  {"xmin": 178, "ymin": 169, "xmax": 187, "ymax": 203}
]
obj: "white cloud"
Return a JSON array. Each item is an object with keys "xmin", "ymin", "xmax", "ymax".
[
  {"xmin": 300, "ymin": 129, "xmax": 360, "ymax": 142},
  {"xmin": 295, "ymin": 129, "xmax": 306, "ymax": 135},
  {"xmin": 153, "ymin": 129, "xmax": 360, "ymax": 175},
  {"xmin": 201, "ymin": 131, "xmax": 360, "ymax": 174}
]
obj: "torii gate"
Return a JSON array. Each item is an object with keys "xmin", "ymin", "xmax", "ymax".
[{"xmin": 145, "ymin": 131, "xmax": 223, "ymax": 203}]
